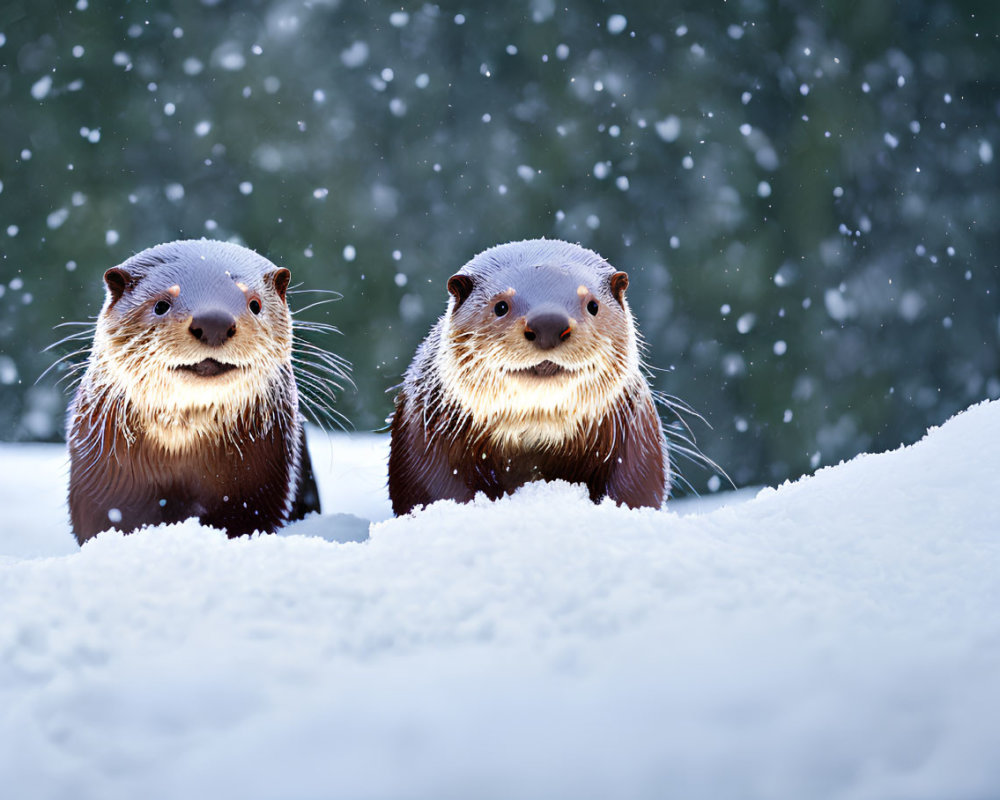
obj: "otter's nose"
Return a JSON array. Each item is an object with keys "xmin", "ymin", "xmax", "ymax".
[
  {"xmin": 189, "ymin": 310, "xmax": 237, "ymax": 347},
  {"xmin": 524, "ymin": 310, "xmax": 572, "ymax": 350}
]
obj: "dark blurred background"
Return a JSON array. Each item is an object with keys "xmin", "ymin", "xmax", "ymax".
[{"xmin": 1, "ymin": 0, "xmax": 997, "ymax": 492}]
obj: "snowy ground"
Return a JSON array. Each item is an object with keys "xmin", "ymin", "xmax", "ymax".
[{"xmin": 2, "ymin": 402, "xmax": 999, "ymax": 799}]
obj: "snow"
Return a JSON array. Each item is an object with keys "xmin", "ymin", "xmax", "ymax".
[{"xmin": 2, "ymin": 400, "xmax": 1000, "ymax": 799}]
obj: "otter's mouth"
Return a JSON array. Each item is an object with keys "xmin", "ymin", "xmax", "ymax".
[
  {"xmin": 511, "ymin": 360, "xmax": 569, "ymax": 378},
  {"xmin": 175, "ymin": 358, "xmax": 238, "ymax": 378}
]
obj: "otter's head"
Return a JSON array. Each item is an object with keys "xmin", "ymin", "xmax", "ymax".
[
  {"xmin": 90, "ymin": 239, "xmax": 294, "ymax": 446},
  {"xmin": 437, "ymin": 238, "xmax": 642, "ymax": 446}
]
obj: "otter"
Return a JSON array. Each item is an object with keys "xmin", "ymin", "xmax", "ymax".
[
  {"xmin": 388, "ymin": 238, "xmax": 669, "ymax": 515},
  {"xmin": 67, "ymin": 239, "xmax": 326, "ymax": 543}
]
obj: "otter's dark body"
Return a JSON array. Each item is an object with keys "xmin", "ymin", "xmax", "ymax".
[
  {"xmin": 68, "ymin": 239, "xmax": 320, "ymax": 543},
  {"xmin": 69, "ymin": 408, "xmax": 318, "ymax": 541},
  {"xmin": 389, "ymin": 379, "xmax": 666, "ymax": 511},
  {"xmin": 388, "ymin": 239, "xmax": 668, "ymax": 515}
]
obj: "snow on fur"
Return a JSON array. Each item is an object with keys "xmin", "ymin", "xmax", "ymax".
[{"xmin": 1, "ymin": 400, "xmax": 999, "ymax": 799}]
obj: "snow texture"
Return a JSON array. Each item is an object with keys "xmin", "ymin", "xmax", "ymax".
[{"xmin": 2, "ymin": 401, "xmax": 1000, "ymax": 799}]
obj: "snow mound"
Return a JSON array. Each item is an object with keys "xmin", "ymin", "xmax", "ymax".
[{"xmin": 1, "ymin": 400, "xmax": 999, "ymax": 799}]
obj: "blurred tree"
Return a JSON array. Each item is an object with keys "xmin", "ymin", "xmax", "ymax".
[{"xmin": 1, "ymin": 0, "xmax": 997, "ymax": 493}]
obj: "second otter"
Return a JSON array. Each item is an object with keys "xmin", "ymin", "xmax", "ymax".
[{"xmin": 388, "ymin": 238, "xmax": 669, "ymax": 515}]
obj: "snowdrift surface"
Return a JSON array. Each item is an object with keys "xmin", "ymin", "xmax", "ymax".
[{"xmin": 2, "ymin": 401, "xmax": 1000, "ymax": 800}]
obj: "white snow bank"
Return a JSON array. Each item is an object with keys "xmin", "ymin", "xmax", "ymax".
[{"xmin": 1, "ymin": 401, "xmax": 999, "ymax": 799}]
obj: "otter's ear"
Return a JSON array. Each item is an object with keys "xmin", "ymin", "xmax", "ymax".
[
  {"xmin": 447, "ymin": 274, "xmax": 474, "ymax": 310},
  {"xmin": 103, "ymin": 268, "xmax": 133, "ymax": 306},
  {"xmin": 271, "ymin": 268, "xmax": 291, "ymax": 303},
  {"xmin": 610, "ymin": 271, "xmax": 629, "ymax": 305}
]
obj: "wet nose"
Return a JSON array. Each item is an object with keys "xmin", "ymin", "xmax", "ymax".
[
  {"xmin": 189, "ymin": 310, "xmax": 237, "ymax": 347},
  {"xmin": 524, "ymin": 310, "xmax": 572, "ymax": 350}
]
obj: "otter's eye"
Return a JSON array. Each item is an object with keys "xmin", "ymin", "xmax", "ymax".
[
  {"xmin": 153, "ymin": 300, "xmax": 171, "ymax": 316},
  {"xmin": 587, "ymin": 299, "xmax": 599, "ymax": 316},
  {"xmin": 249, "ymin": 299, "xmax": 262, "ymax": 315},
  {"xmin": 494, "ymin": 300, "xmax": 509, "ymax": 317}
]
